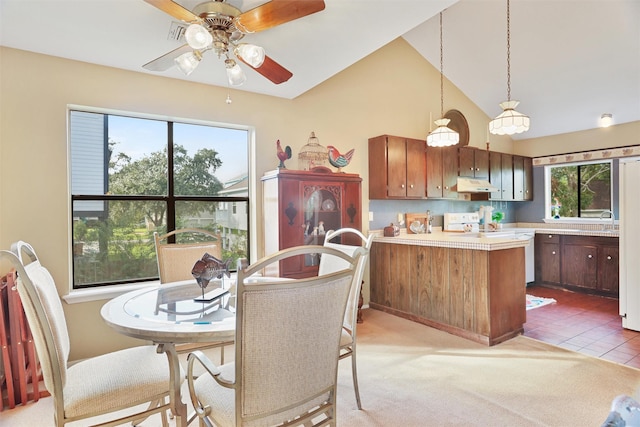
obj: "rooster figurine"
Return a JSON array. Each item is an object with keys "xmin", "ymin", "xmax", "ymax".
[
  {"xmin": 327, "ymin": 145, "xmax": 355, "ymax": 172},
  {"xmin": 276, "ymin": 139, "xmax": 292, "ymax": 169}
]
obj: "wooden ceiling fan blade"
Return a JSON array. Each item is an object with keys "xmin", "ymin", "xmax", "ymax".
[
  {"xmin": 238, "ymin": 55, "xmax": 293, "ymax": 84},
  {"xmin": 143, "ymin": 44, "xmax": 192, "ymax": 71},
  {"xmin": 235, "ymin": 0, "xmax": 325, "ymax": 33},
  {"xmin": 143, "ymin": 0, "xmax": 201, "ymax": 23}
]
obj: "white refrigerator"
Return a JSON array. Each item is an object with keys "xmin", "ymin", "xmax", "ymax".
[{"xmin": 620, "ymin": 158, "xmax": 640, "ymax": 331}]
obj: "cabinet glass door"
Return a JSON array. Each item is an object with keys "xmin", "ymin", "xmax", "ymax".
[{"xmin": 302, "ymin": 185, "xmax": 342, "ymax": 267}]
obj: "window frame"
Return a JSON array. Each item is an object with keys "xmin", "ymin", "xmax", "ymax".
[
  {"xmin": 68, "ymin": 105, "xmax": 255, "ymax": 290},
  {"xmin": 544, "ymin": 159, "xmax": 613, "ymax": 221}
]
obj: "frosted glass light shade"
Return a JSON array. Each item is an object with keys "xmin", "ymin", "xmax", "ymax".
[
  {"xmin": 225, "ymin": 60, "xmax": 246, "ymax": 86},
  {"xmin": 600, "ymin": 113, "xmax": 613, "ymax": 128},
  {"xmin": 185, "ymin": 24, "xmax": 213, "ymax": 50},
  {"xmin": 174, "ymin": 51, "xmax": 202, "ymax": 75},
  {"xmin": 234, "ymin": 44, "xmax": 265, "ymax": 68},
  {"xmin": 489, "ymin": 100, "xmax": 530, "ymax": 135},
  {"xmin": 427, "ymin": 118, "xmax": 459, "ymax": 147}
]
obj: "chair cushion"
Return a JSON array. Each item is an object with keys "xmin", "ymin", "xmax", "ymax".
[{"xmin": 64, "ymin": 345, "xmax": 179, "ymax": 418}]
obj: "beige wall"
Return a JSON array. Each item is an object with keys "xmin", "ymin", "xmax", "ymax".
[{"xmin": 0, "ymin": 39, "xmax": 636, "ymax": 359}]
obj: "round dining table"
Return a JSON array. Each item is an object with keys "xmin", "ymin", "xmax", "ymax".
[{"xmin": 101, "ymin": 279, "xmax": 236, "ymax": 427}]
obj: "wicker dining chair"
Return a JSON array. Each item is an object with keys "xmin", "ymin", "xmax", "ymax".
[
  {"xmin": 186, "ymin": 245, "xmax": 364, "ymax": 427},
  {"xmin": 5, "ymin": 241, "xmax": 177, "ymax": 427},
  {"xmin": 318, "ymin": 228, "xmax": 374, "ymax": 410}
]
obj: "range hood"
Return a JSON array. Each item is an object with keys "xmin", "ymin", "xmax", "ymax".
[{"xmin": 456, "ymin": 177, "xmax": 499, "ymax": 193}]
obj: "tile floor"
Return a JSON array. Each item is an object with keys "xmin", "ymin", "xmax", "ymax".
[{"xmin": 524, "ymin": 285, "xmax": 640, "ymax": 369}]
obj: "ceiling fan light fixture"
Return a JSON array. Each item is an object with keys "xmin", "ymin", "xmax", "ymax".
[
  {"xmin": 185, "ymin": 23, "xmax": 213, "ymax": 50},
  {"xmin": 489, "ymin": 100, "xmax": 530, "ymax": 135},
  {"xmin": 225, "ymin": 59, "xmax": 246, "ymax": 86},
  {"xmin": 174, "ymin": 50, "xmax": 202, "ymax": 75},
  {"xmin": 234, "ymin": 43, "xmax": 265, "ymax": 68},
  {"xmin": 427, "ymin": 118, "xmax": 460, "ymax": 147}
]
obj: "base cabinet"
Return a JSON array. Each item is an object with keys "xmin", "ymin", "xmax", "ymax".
[
  {"xmin": 262, "ymin": 169, "xmax": 362, "ymax": 278},
  {"xmin": 535, "ymin": 234, "xmax": 619, "ymax": 297},
  {"xmin": 369, "ymin": 242, "xmax": 525, "ymax": 346}
]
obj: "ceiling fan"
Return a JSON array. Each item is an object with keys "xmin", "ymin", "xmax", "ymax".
[{"xmin": 142, "ymin": 0, "xmax": 326, "ymax": 85}]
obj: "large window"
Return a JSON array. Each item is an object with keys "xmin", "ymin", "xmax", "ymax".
[
  {"xmin": 70, "ymin": 109, "xmax": 249, "ymax": 289},
  {"xmin": 546, "ymin": 160, "xmax": 612, "ymax": 219}
]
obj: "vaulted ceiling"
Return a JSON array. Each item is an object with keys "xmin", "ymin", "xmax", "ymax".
[{"xmin": 1, "ymin": 0, "xmax": 638, "ymax": 140}]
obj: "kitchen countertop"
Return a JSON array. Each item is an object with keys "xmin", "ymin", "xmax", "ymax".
[{"xmin": 372, "ymin": 224, "xmax": 618, "ymax": 251}]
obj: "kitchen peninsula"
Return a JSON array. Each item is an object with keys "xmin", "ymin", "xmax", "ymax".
[{"xmin": 369, "ymin": 231, "xmax": 529, "ymax": 346}]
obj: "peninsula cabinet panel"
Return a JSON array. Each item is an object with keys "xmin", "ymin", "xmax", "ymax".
[
  {"xmin": 368, "ymin": 135, "xmax": 426, "ymax": 199},
  {"xmin": 369, "ymin": 242, "xmax": 525, "ymax": 345}
]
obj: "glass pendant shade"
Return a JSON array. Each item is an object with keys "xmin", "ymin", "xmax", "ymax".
[
  {"xmin": 489, "ymin": 100, "xmax": 530, "ymax": 135},
  {"xmin": 427, "ymin": 118, "xmax": 459, "ymax": 147},
  {"xmin": 234, "ymin": 43, "xmax": 265, "ymax": 68},
  {"xmin": 225, "ymin": 59, "xmax": 246, "ymax": 86},
  {"xmin": 174, "ymin": 51, "xmax": 202, "ymax": 75},
  {"xmin": 185, "ymin": 24, "xmax": 213, "ymax": 50}
]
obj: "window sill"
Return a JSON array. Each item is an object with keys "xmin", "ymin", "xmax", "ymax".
[
  {"xmin": 543, "ymin": 218, "xmax": 618, "ymax": 225},
  {"xmin": 62, "ymin": 281, "xmax": 160, "ymax": 304}
]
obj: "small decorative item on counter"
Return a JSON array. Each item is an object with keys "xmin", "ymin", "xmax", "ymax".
[
  {"xmin": 276, "ymin": 139, "xmax": 292, "ymax": 169},
  {"xmin": 298, "ymin": 131, "xmax": 329, "ymax": 171},
  {"xmin": 384, "ymin": 223, "xmax": 400, "ymax": 237},
  {"xmin": 491, "ymin": 210, "xmax": 504, "ymax": 230},
  {"xmin": 327, "ymin": 145, "xmax": 355, "ymax": 173}
]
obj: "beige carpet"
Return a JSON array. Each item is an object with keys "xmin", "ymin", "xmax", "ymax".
[{"xmin": 2, "ymin": 308, "xmax": 640, "ymax": 426}]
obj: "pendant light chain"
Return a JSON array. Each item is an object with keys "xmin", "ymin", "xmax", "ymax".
[
  {"xmin": 439, "ymin": 11, "xmax": 444, "ymax": 117},
  {"xmin": 506, "ymin": 0, "xmax": 511, "ymax": 102}
]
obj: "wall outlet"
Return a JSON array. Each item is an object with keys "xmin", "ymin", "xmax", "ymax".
[{"xmin": 368, "ymin": 211, "xmax": 374, "ymax": 221}]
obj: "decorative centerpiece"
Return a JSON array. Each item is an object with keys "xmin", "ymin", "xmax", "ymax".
[{"xmin": 191, "ymin": 253, "xmax": 232, "ymax": 302}]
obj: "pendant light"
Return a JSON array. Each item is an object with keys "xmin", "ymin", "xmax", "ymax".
[
  {"xmin": 427, "ymin": 11, "xmax": 459, "ymax": 147},
  {"xmin": 489, "ymin": 0, "xmax": 530, "ymax": 135}
]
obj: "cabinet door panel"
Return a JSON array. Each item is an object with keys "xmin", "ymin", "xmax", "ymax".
[
  {"xmin": 426, "ymin": 148, "xmax": 443, "ymax": 198},
  {"xmin": 406, "ymin": 138, "xmax": 426, "ymax": 198},
  {"xmin": 386, "ymin": 136, "xmax": 407, "ymax": 198},
  {"xmin": 489, "ymin": 151, "xmax": 502, "ymax": 200},
  {"xmin": 459, "ymin": 148, "xmax": 475, "ymax": 177},
  {"xmin": 474, "ymin": 149, "xmax": 489, "ymax": 179},
  {"xmin": 562, "ymin": 244, "xmax": 598, "ymax": 289},
  {"xmin": 513, "ymin": 155, "xmax": 525, "ymax": 200},
  {"xmin": 442, "ymin": 147, "xmax": 458, "ymax": 199},
  {"xmin": 500, "ymin": 153, "xmax": 514, "ymax": 200},
  {"xmin": 523, "ymin": 157, "xmax": 533, "ymax": 200},
  {"xmin": 598, "ymin": 246, "xmax": 619, "ymax": 294}
]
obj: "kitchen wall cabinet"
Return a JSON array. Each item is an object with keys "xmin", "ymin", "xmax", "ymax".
[
  {"xmin": 513, "ymin": 155, "xmax": 533, "ymax": 201},
  {"xmin": 261, "ymin": 169, "xmax": 362, "ymax": 278},
  {"xmin": 535, "ymin": 233, "xmax": 618, "ymax": 297},
  {"xmin": 426, "ymin": 146, "xmax": 458, "ymax": 199},
  {"xmin": 368, "ymin": 135, "xmax": 426, "ymax": 199},
  {"xmin": 459, "ymin": 147, "xmax": 489, "ymax": 180}
]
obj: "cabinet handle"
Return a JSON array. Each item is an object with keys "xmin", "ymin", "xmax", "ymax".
[
  {"xmin": 445, "ymin": 186, "xmax": 449, "ymax": 190},
  {"xmin": 552, "ymin": 251, "xmax": 556, "ymax": 255},
  {"xmin": 475, "ymin": 167, "xmax": 480, "ymax": 171},
  {"xmin": 410, "ymin": 184, "xmax": 414, "ymax": 189},
  {"xmin": 469, "ymin": 167, "xmax": 474, "ymax": 171},
  {"xmin": 548, "ymin": 235, "xmax": 553, "ymax": 238},
  {"xmin": 401, "ymin": 184, "xmax": 405, "ymax": 189},
  {"xmin": 588, "ymin": 254, "xmax": 593, "ymax": 259},
  {"xmin": 437, "ymin": 186, "xmax": 441, "ymax": 189},
  {"xmin": 607, "ymin": 255, "xmax": 612, "ymax": 260}
]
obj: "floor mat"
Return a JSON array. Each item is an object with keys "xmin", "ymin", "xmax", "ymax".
[{"xmin": 526, "ymin": 294, "xmax": 557, "ymax": 311}]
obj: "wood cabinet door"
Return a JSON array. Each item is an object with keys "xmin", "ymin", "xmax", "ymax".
[
  {"xmin": 500, "ymin": 153, "xmax": 514, "ymax": 200},
  {"xmin": 474, "ymin": 149, "xmax": 489, "ymax": 179},
  {"xmin": 513, "ymin": 155, "xmax": 525, "ymax": 200},
  {"xmin": 426, "ymin": 147, "xmax": 443, "ymax": 198},
  {"xmin": 442, "ymin": 147, "xmax": 458, "ymax": 198},
  {"xmin": 489, "ymin": 151, "xmax": 503, "ymax": 200},
  {"xmin": 523, "ymin": 157, "xmax": 533, "ymax": 201},
  {"xmin": 598, "ymin": 245, "xmax": 619, "ymax": 294},
  {"xmin": 535, "ymin": 234, "xmax": 561, "ymax": 285},
  {"xmin": 405, "ymin": 138, "xmax": 426, "ymax": 198},
  {"xmin": 386, "ymin": 136, "xmax": 407, "ymax": 198},
  {"xmin": 459, "ymin": 147, "xmax": 475, "ymax": 177},
  {"xmin": 562, "ymin": 243, "xmax": 598, "ymax": 289}
]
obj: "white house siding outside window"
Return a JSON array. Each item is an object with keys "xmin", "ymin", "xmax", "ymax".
[{"xmin": 70, "ymin": 108, "xmax": 249, "ymax": 289}]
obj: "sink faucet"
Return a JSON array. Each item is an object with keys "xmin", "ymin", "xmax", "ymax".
[{"xmin": 599, "ymin": 210, "xmax": 615, "ymax": 231}]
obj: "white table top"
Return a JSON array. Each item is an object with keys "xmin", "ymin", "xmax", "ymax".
[{"xmin": 101, "ymin": 279, "xmax": 236, "ymax": 344}]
